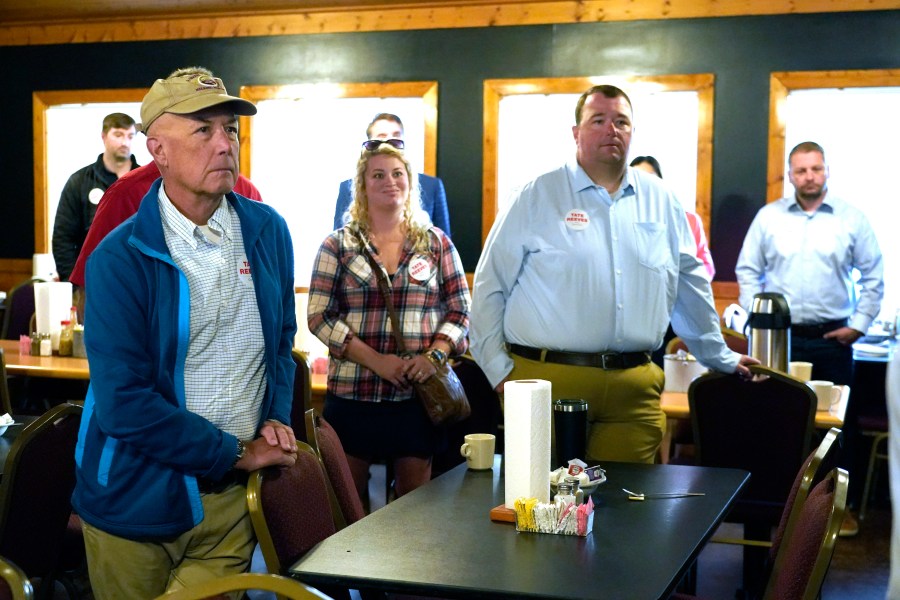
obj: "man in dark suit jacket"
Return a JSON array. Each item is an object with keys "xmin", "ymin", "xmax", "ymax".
[{"xmin": 332, "ymin": 112, "xmax": 451, "ymax": 236}]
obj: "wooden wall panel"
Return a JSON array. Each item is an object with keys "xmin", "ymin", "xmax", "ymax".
[{"xmin": 1, "ymin": 0, "xmax": 893, "ymax": 47}]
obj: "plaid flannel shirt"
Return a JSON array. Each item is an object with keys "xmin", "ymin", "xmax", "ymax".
[{"xmin": 308, "ymin": 226, "xmax": 470, "ymax": 402}]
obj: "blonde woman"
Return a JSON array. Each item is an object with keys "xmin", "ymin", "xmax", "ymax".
[{"xmin": 308, "ymin": 140, "xmax": 470, "ymax": 501}]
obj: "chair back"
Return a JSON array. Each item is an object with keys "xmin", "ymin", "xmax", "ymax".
[
  {"xmin": 290, "ymin": 349, "xmax": 313, "ymax": 443},
  {"xmin": 1, "ymin": 278, "xmax": 45, "ymax": 341},
  {"xmin": 0, "ymin": 556, "xmax": 33, "ymax": 600},
  {"xmin": 763, "ymin": 468, "xmax": 848, "ymax": 600},
  {"xmin": 769, "ymin": 427, "xmax": 842, "ymax": 562},
  {"xmin": 0, "ymin": 403, "xmax": 82, "ymax": 578},
  {"xmin": 0, "ymin": 350, "xmax": 12, "ymax": 416},
  {"xmin": 305, "ymin": 409, "xmax": 365, "ymax": 529},
  {"xmin": 689, "ymin": 365, "xmax": 816, "ymax": 525},
  {"xmin": 151, "ymin": 572, "xmax": 332, "ymax": 600},
  {"xmin": 721, "ymin": 326, "xmax": 749, "ymax": 354},
  {"xmin": 247, "ymin": 441, "xmax": 337, "ymax": 575}
]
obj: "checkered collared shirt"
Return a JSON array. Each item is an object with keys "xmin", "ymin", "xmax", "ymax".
[
  {"xmin": 308, "ymin": 226, "xmax": 470, "ymax": 402},
  {"xmin": 158, "ymin": 186, "xmax": 266, "ymax": 440}
]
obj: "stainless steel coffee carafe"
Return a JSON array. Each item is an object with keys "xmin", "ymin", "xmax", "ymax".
[{"xmin": 748, "ymin": 292, "xmax": 791, "ymax": 372}]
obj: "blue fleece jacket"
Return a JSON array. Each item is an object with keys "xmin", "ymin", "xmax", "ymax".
[{"xmin": 73, "ymin": 179, "xmax": 296, "ymax": 540}]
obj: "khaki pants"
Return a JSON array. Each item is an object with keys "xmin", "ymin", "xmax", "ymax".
[
  {"xmin": 508, "ymin": 354, "xmax": 666, "ymax": 464},
  {"xmin": 83, "ymin": 483, "xmax": 255, "ymax": 600}
]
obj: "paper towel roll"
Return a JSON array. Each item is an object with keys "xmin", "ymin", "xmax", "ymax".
[
  {"xmin": 34, "ymin": 281, "xmax": 72, "ymax": 350},
  {"xmin": 503, "ymin": 379, "xmax": 552, "ymax": 508}
]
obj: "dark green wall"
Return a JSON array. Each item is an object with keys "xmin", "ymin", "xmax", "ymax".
[{"xmin": 3, "ymin": 10, "xmax": 898, "ymax": 278}]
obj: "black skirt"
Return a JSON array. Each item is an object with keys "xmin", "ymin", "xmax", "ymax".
[{"xmin": 323, "ymin": 392, "xmax": 443, "ymax": 460}]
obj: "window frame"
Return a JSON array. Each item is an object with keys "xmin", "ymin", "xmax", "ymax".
[{"xmin": 482, "ymin": 74, "xmax": 715, "ymax": 244}]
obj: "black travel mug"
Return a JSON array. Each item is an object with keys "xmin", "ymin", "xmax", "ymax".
[{"xmin": 553, "ymin": 398, "xmax": 588, "ymax": 464}]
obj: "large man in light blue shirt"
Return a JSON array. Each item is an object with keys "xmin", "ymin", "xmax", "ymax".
[
  {"xmin": 736, "ymin": 141, "xmax": 883, "ymax": 387},
  {"xmin": 470, "ymin": 85, "xmax": 756, "ymax": 464}
]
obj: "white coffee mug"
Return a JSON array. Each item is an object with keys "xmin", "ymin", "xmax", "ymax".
[
  {"xmin": 460, "ymin": 433, "xmax": 496, "ymax": 470},
  {"xmin": 788, "ymin": 361, "xmax": 813, "ymax": 383},
  {"xmin": 808, "ymin": 380, "xmax": 841, "ymax": 412}
]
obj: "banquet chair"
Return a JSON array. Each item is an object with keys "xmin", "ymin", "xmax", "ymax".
[
  {"xmin": 858, "ymin": 413, "xmax": 888, "ymax": 520},
  {"xmin": 0, "ymin": 403, "xmax": 84, "ymax": 600},
  {"xmin": 0, "ymin": 556, "xmax": 33, "ymax": 600},
  {"xmin": 1, "ymin": 278, "xmax": 45, "ymax": 341},
  {"xmin": 672, "ymin": 467, "xmax": 848, "ymax": 600},
  {"xmin": 663, "ymin": 327, "xmax": 749, "ymax": 463},
  {"xmin": 152, "ymin": 572, "xmax": 332, "ymax": 600},
  {"xmin": 763, "ymin": 468, "xmax": 848, "ymax": 600},
  {"xmin": 767, "ymin": 427, "xmax": 842, "ymax": 563},
  {"xmin": 247, "ymin": 441, "xmax": 350, "ymax": 600},
  {"xmin": 305, "ymin": 409, "xmax": 365, "ymax": 529},
  {"xmin": 291, "ymin": 349, "xmax": 313, "ymax": 443},
  {"xmin": 688, "ymin": 364, "xmax": 816, "ymax": 596}
]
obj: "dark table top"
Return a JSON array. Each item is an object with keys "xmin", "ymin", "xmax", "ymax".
[{"xmin": 289, "ymin": 457, "xmax": 749, "ymax": 599}]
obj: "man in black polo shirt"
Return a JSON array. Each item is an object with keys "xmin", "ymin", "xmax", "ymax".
[{"xmin": 52, "ymin": 112, "xmax": 139, "ymax": 281}]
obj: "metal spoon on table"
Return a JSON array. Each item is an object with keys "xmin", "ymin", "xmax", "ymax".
[{"xmin": 622, "ymin": 488, "xmax": 705, "ymax": 501}]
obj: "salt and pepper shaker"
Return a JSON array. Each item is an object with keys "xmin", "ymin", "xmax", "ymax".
[
  {"xmin": 39, "ymin": 333, "xmax": 52, "ymax": 357},
  {"xmin": 564, "ymin": 476, "xmax": 584, "ymax": 506},
  {"xmin": 554, "ymin": 481, "xmax": 576, "ymax": 507}
]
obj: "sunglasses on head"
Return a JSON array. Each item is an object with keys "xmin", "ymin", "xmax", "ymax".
[{"xmin": 362, "ymin": 138, "xmax": 405, "ymax": 151}]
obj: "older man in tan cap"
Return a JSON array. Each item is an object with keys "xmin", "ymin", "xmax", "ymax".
[{"xmin": 72, "ymin": 68, "xmax": 299, "ymax": 599}]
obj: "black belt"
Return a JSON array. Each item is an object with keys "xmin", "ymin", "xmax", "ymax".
[
  {"xmin": 509, "ymin": 344, "xmax": 651, "ymax": 370},
  {"xmin": 196, "ymin": 469, "xmax": 248, "ymax": 494},
  {"xmin": 791, "ymin": 319, "xmax": 848, "ymax": 338}
]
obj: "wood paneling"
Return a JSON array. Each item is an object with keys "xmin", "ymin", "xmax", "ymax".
[
  {"xmin": 1, "ymin": 0, "xmax": 894, "ymax": 47},
  {"xmin": 0, "ymin": 260, "xmax": 35, "ymax": 296}
]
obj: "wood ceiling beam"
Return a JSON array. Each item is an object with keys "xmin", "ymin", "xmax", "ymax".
[{"xmin": 1, "ymin": 0, "xmax": 894, "ymax": 47}]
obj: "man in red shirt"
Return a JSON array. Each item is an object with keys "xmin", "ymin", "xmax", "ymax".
[{"xmin": 69, "ymin": 155, "xmax": 262, "ymax": 288}]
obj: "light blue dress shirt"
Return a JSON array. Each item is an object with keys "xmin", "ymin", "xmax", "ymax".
[
  {"xmin": 735, "ymin": 194, "xmax": 883, "ymax": 333},
  {"xmin": 470, "ymin": 160, "xmax": 738, "ymax": 388}
]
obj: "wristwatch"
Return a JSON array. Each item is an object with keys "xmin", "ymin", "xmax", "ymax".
[
  {"xmin": 425, "ymin": 348, "xmax": 447, "ymax": 366},
  {"xmin": 232, "ymin": 439, "xmax": 246, "ymax": 469}
]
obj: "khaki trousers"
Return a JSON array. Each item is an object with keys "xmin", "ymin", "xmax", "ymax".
[
  {"xmin": 507, "ymin": 353, "xmax": 666, "ymax": 464},
  {"xmin": 83, "ymin": 483, "xmax": 255, "ymax": 600}
]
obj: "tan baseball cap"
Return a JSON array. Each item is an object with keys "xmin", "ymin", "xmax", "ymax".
[{"xmin": 138, "ymin": 73, "xmax": 257, "ymax": 133}]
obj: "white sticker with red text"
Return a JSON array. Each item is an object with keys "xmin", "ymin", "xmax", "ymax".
[
  {"xmin": 408, "ymin": 257, "xmax": 432, "ymax": 282},
  {"xmin": 565, "ymin": 209, "xmax": 589, "ymax": 231},
  {"xmin": 238, "ymin": 255, "xmax": 253, "ymax": 285}
]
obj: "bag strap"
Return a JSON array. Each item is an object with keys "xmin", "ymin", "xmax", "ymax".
[{"xmin": 362, "ymin": 248, "xmax": 409, "ymax": 355}]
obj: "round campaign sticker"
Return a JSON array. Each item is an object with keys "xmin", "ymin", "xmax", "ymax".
[
  {"xmin": 565, "ymin": 209, "xmax": 590, "ymax": 231},
  {"xmin": 408, "ymin": 257, "xmax": 432, "ymax": 282},
  {"xmin": 88, "ymin": 188, "xmax": 104, "ymax": 205}
]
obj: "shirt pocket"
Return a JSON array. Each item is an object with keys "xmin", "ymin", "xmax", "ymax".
[
  {"xmin": 344, "ymin": 254, "xmax": 375, "ymax": 289},
  {"xmin": 633, "ymin": 222, "xmax": 671, "ymax": 270}
]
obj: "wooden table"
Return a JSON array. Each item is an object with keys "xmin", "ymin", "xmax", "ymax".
[
  {"xmin": 660, "ymin": 385, "xmax": 849, "ymax": 429},
  {"xmin": 0, "ymin": 339, "xmax": 90, "ymax": 380},
  {"xmin": 290, "ymin": 458, "xmax": 749, "ymax": 599}
]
